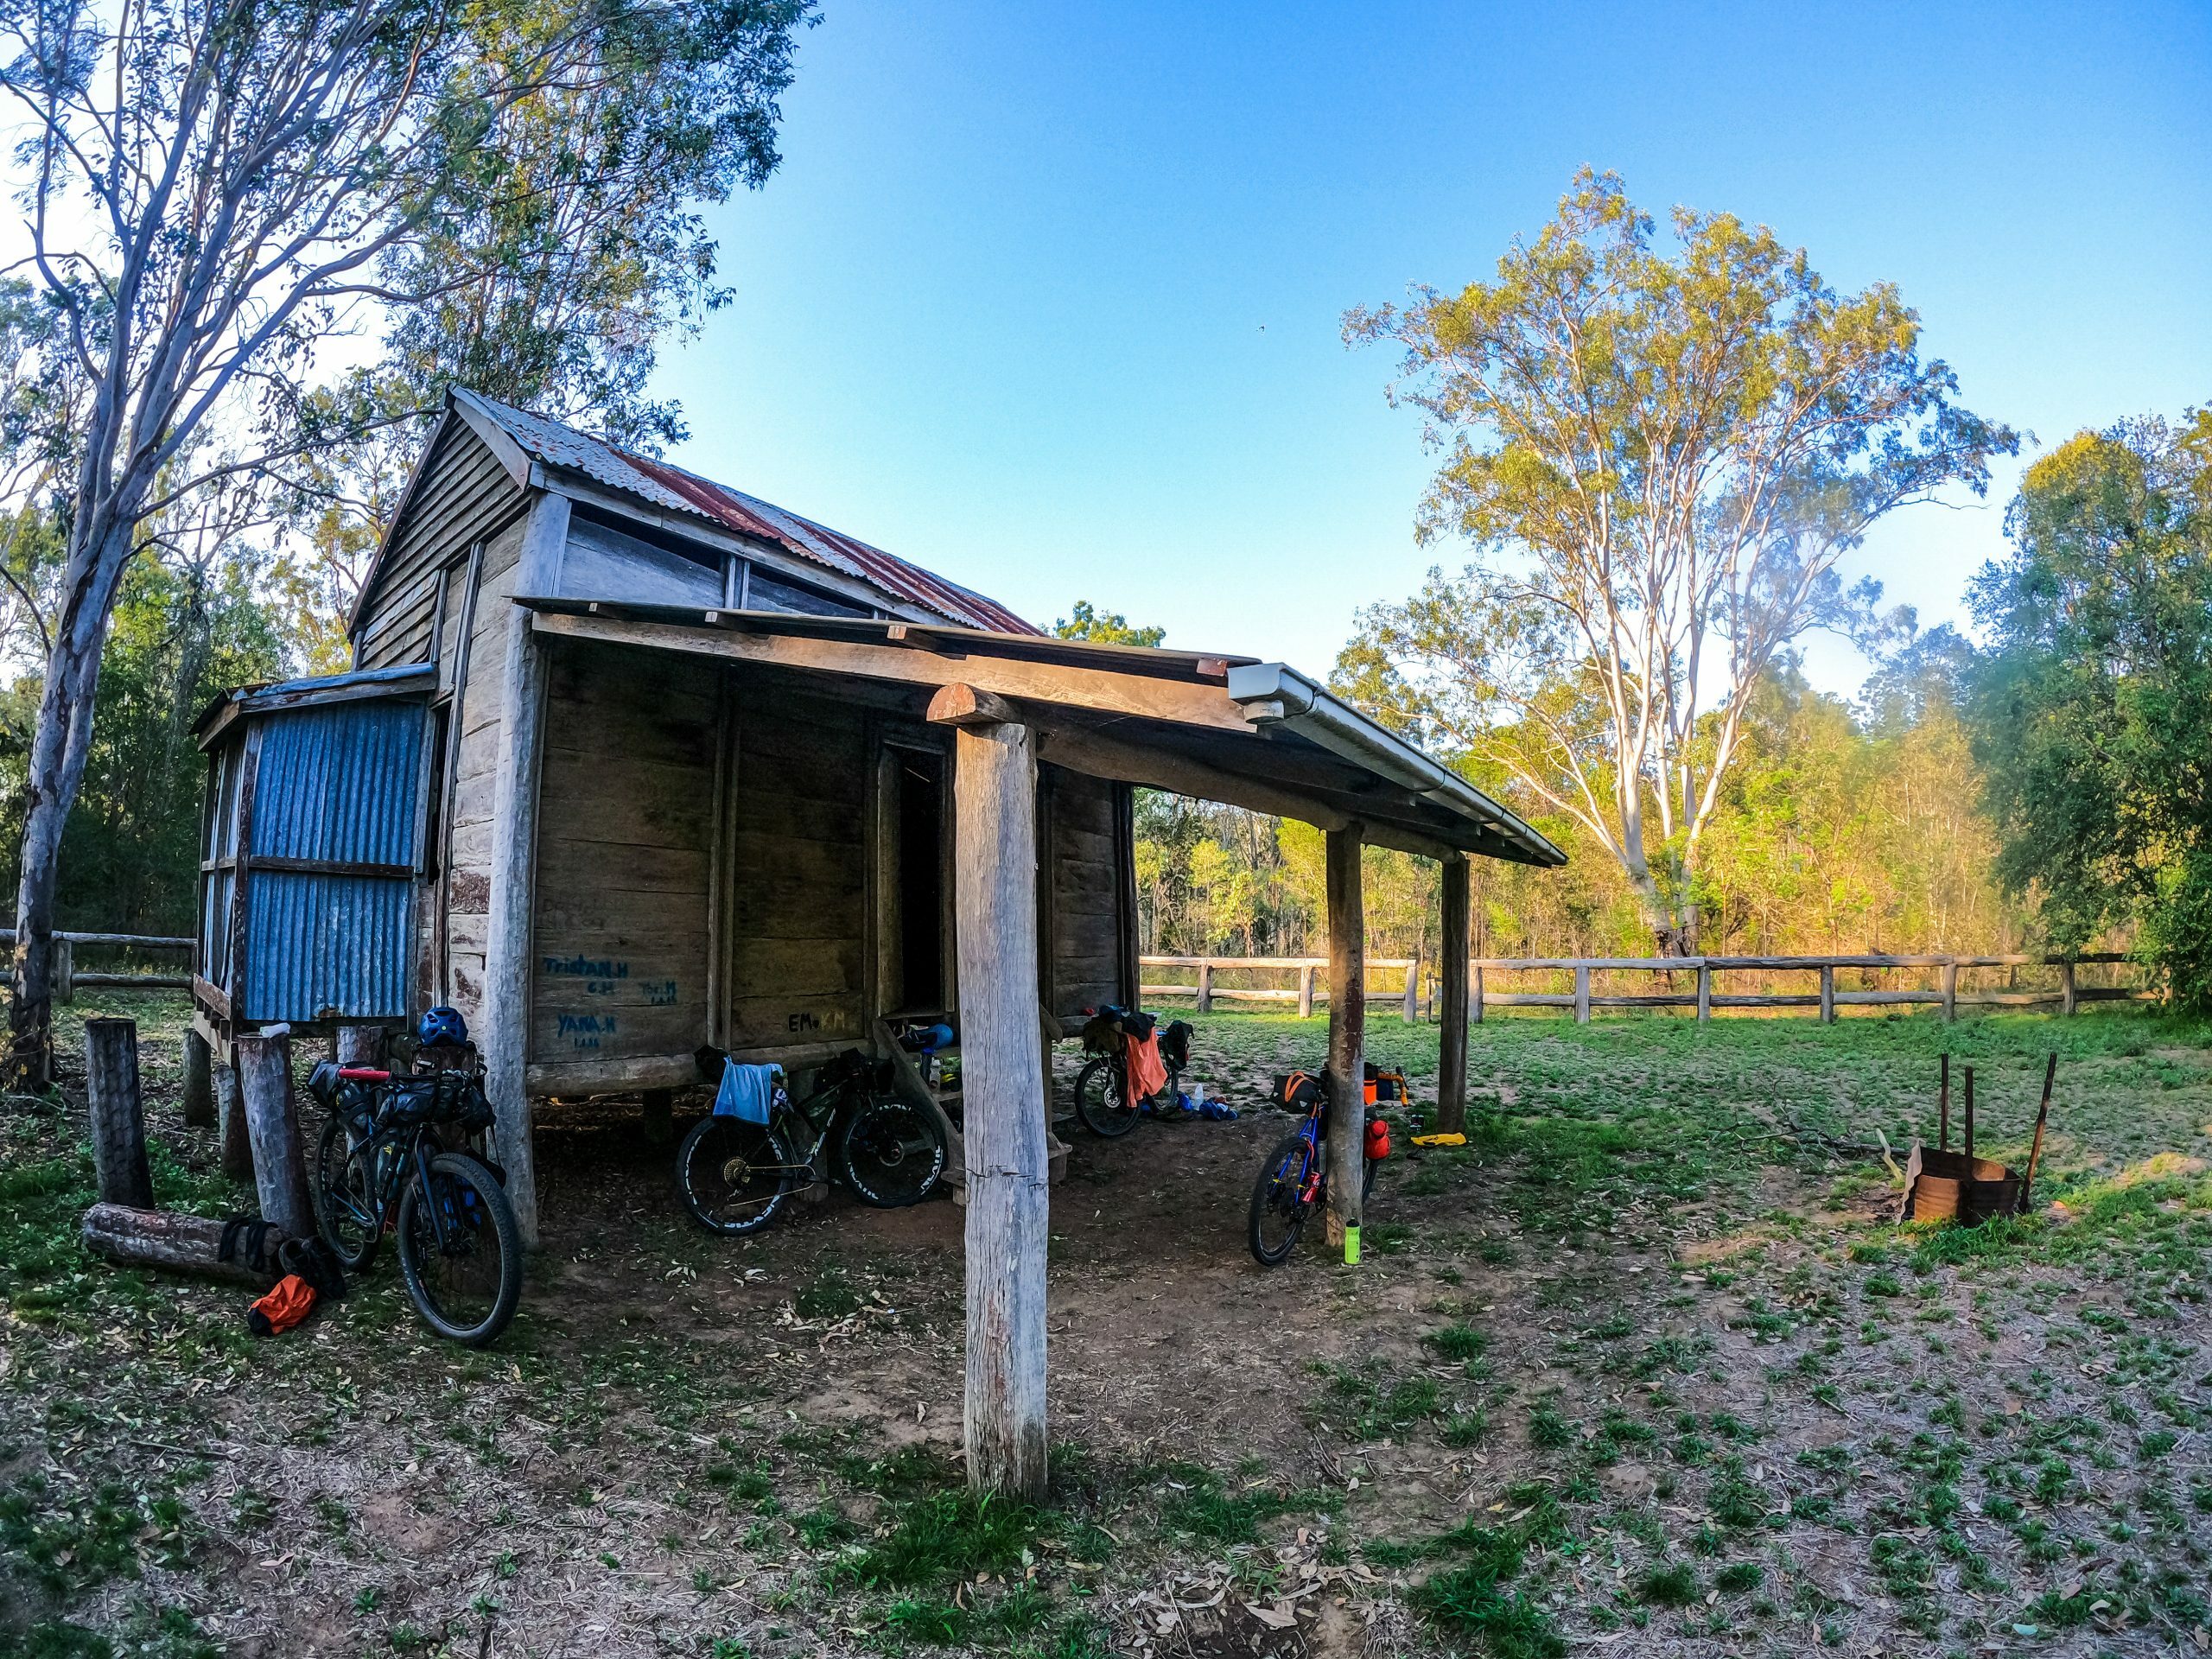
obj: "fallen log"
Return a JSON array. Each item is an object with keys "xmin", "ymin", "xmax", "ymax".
[{"xmin": 80, "ymin": 1204, "xmax": 291, "ymax": 1287}]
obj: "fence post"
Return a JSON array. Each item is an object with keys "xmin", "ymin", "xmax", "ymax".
[
  {"xmin": 1298, "ymin": 963, "xmax": 1315, "ymax": 1020},
  {"xmin": 1573, "ymin": 965, "xmax": 1591, "ymax": 1026},
  {"xmin": 1195, "ymin": 962, "xmax": 1213, "ymax": 1015},
  {"xmin": 2060, "ymin": 960, "xmax": 2076, "ymax": 1017},
  {"xmin": 1819, "ymin": 964, "xmax": 1835, "ymax": 1025},
  {"xmin": 1402, "ymin": 951, "xmax": 1420, "ymax": 1024},
  {"xmin": 1471, "ymin": 963, "xmax": 1484, "ymax": 1026},
  {"xmin": 51, "ymin": 936, "xmax": 73, "ymax": 1005},
  {"xmin": 1695, "ymin": 963, "xmax": 1712, "ymax": 1024},
  {"xmin": 236, "ymin": 1027, "xmax": 314, "ymax": 1236},
  {"xmin": 1942, "ymin": 962, "xmax": 1958, "ymax": 1023},
  {"xmin": 86, "ymin": 1018, "xmax": 152, "ymax": 1208},
  {"xmin": 181, "ymin": 1028, "xmax": 215, "ymax": 1129}
]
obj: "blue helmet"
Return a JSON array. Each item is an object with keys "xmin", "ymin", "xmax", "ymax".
[{"xmin": 418, "ymin": 1005, "xmax": 467, "ymax": 1048}]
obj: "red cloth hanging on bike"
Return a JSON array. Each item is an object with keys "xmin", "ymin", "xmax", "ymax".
[
  {"xmin": 248, "ymin": 1274, "xmax": 317, "ymax": 1337},
  {"xmin": 1126, "ymin": 1031, "xmax": 1168, "ymax": 1102}
]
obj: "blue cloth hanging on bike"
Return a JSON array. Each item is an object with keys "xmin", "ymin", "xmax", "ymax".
[{"xmin": 715, "ymin": 1060, "xmax": 781, "ymax": 1123}]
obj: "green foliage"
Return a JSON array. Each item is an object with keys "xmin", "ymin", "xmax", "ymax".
[
  {"xmin": 1967, "ymin": 410, "xmax": 2212, "ymax": 1005},
  {"xmin": 1052, "ymin": 601, "xmax": 1164, "ymax": 648}
]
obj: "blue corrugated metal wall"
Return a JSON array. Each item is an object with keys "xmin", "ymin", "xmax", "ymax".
[{"xmin": 243, "ymin": 700, "xmax": 425, "ymax": 1023}]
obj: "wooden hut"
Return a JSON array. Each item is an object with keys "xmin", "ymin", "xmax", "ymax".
[{"xmin": 189, "ymin": 388, "xmax": 1563, "ymax": 1493}]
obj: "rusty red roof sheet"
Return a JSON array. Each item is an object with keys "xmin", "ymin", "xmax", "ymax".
[{"xmin": 455, "ymin": 391, "xmax": 1038, "ymax": 635}]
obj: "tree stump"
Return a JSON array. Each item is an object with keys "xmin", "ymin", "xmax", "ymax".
[
  {"xmin": 86, "ymin": 1018, "xmax": 153, "ymax": 1208},
  {"xmin": 181, "ymin": 1028, "xmax": 215, "ymax": 1129},
  {"xmin": 236, "ymin": 1027, "xmax": 313, "ymax": 1237},
  {"xmin": 215, "ymin": 1061, "xmax": 254, "ymax": 1180}
]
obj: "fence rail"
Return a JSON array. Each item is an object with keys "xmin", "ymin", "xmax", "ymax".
[
  {"xmin": 0, "ymin": 928, "xmax": 194, "ymax": 998},
  {"xmin": 1140, "ymin": 951, "xmax": 2151, "ymax": 1024}
]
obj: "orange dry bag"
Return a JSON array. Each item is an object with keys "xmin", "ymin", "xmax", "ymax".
[
  {"xmin": 1365, "ymin": 1116, "xmax": 1391, "ymax": 1160},
  {"xmin": 248, "ymin": 1274, "xmax": 317, "ymax": 1337}
]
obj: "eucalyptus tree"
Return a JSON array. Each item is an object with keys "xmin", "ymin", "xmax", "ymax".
[
  {"xmin": 0, "ymin": 0, "xmax": 810, "ymax": 1080},
  {"xmin": 1344, "ymin": 169, "xmax": 2014, "ymax": 952}
]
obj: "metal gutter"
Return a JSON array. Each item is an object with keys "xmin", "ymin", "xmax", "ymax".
[{"xmin": 1224, "ymin": 663, "xmax": 1566, "ymax": 868}]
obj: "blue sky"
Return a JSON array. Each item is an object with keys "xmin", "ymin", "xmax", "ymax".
[{"xmin": 657, "ymin": 0, "xmax": 2212, "ymax": 699}]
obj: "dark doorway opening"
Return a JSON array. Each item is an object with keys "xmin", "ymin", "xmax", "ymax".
[{"xmin": 893, "ymin": 749, "xmax": 946, "ymax": 1012}]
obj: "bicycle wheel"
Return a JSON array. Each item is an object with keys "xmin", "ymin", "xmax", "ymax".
[
  {"xmin": 837, "ymin": 1095, "xmax": 947, "ymax": 1208},
  {"xmin": 313, "ymin": 1114, "xmax": 380, "ymax": 1272},
  {"xmin": 1249, "ymin": 1133, "xmax": 1317, "ymax": 1266},
  {"xmin": 1074, "ymin": 1056, "xmax": 1140, "ymax": 1138},
  {"xmin": 396, "ymin": 1152, "xmax": 521, "ymax": 1347},
  {"xmin": 677, "ymin": 1115, "xmax": 798, "ymax": 1235}
]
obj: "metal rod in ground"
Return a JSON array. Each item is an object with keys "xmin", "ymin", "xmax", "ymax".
[
  {"xmin": 2022, "ymin": 1052, "xmax": 2056, "ymax": 1210},
  {"xmin": 86, "ymin": 1017, "xmax": 152, "ymax": 1208},
  {"xmin": 1939, "ymin": 1052, "xmax": 1950, "ymax": 1150}
]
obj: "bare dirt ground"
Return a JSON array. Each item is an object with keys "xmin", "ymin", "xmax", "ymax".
[{"xmin": 4, "ymin": 994, "xmax": 2210, "ymax": 1659}]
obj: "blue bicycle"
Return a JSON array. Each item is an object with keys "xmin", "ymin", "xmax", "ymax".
[{"xmin": 1247, "ymin": 1070, "xmax": 1383, "ymax": 1266}]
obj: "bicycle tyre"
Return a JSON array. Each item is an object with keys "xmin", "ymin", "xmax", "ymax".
[
  {"xmin": 313, "ymin": 1114, "xmax": 381, "ymax": 1273},
  {"xmin": 677, "ymin": 1115, "xmax": 798, "ymax": 1236},
  {"xmin": 1248, "ymin": 1133, "xmax": 1316, "ymax": 1266},
  {"xmin": 837, "ymin": 1094, "xmax": 947, "ymax": 1208},
  {"xmin": 396, "ymin": 1152, "xmax": 521, "ymax": 1347},
  {"xmin": 1074, "ymin": 1056, "xmax": 1140, "ymax": 1138}
]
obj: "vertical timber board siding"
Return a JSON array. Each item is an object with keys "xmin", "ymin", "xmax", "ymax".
[
  {"xmin": 725, "ymin": 687, "xmax": 870, "ymax": 1049},
  {"xmin": 529, "ymin": 639, "xmax": 718, "ymax": 1073},
  {"xmin": 1039, "ymin": 764, "xmax": 1123, "ymax": 1021},
  {"xmin": 355, "ymin": 420, "xmax": 524, "ymax": 671},
  {"xmin": 442, "ymin": 514, "xmax": 528, "ymax": 1028}
]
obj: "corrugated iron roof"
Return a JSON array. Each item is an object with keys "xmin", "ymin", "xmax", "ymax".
[{"xmin": 454, "ymin": 391, "xmax": 1039, "ymax": 636}]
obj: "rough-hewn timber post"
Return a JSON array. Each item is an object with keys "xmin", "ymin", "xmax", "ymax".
[
  {"xmin": 1819, "ymin": 964, "xmax": 1836, "ymax": 1025},
  {"xmin": 1298, "ymin": 963, "xmax": 1315, "ymax": 1020},
  {"xmin": 1436, "ymin": 858, "xmax": 1470, "ymax": 1135},
  {"xmin": 1695, "ymin": 963, "xmax": 1712, "ymax": 1025},
  {"xmin": 1472, "ymin": 963, "xmax": 1485, "ymax": 1025},
  {"xmin": 2059, "ymin": 960, "xmax": 2076, "ymax": 1017},
  {"xmin": 480, "ymin": 493, "xmax": 564, "ymax": 1250},
  {"xmin": 1324, "ymin": 825, "xmax": 1365, "ymax": 1253},
  {"xmin": 236, "ymin": 1027, "xmax": 313, "ymax": 1236},
  {"xmin": 86, "ymin": 1018, "xmax": 152, "ymax": 1208},
  {"xmin": 1573, "ymin": 965, "xmax": 1591, "ymax": 1026},
  {"xmin": 181, "ymin": 1028, "xmax": 215, "ymax": 1129},
  {"xmin": 1941, "ymin": 962, "xmax": 1958, "ymax": 1023},
  {"xmin": 1402, "ymin": 950, "xmax": 1420, "ymax": 1023},
  {"xmin": 52, "ymin": 937, "xmax": 73, "ymax": 1005},
  {"xmin": 214, "ymin": 1060, "xmax": 252, "ymax": 1179},
  {"xmin": 932, "ymin": 683, "xmax": 1049, "ymax": 1500},
  {"xmin": 335, "ymin": 1026, "xmax": 385, "ymax": 1069},
  {"xmin": 1195, "ymin": 962, "xmax": 1213, "ymax": 1014}
]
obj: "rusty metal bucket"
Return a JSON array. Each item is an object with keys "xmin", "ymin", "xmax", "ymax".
[{"xmin": 1898, "ymin": 1054, "xmax": 2054, "ymax": 1225}]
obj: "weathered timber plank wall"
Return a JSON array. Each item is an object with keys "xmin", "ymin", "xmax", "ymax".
[
  {"xmin": 725, "ymin": 687, "xmax": 871, "ymax": 1050},
  {"xmin": 1039, "ymin": 765, "xmax": 1126, "ymax": 1021},
  {"xmin": 355, "ymin": 420, "xmax": 524, "ymax": 671},
  {"xmin": 441, "ymin": 513, "xmax": 529, "ymax": 1026},
  {"xmin": 524, "ymin": 639, "xmax": 719, "ymax": 1085}
]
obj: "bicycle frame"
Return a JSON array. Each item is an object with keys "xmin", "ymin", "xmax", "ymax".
[{"xmin": 334, "ymin": 1068, "xmax": 478, "ymax": 1251}]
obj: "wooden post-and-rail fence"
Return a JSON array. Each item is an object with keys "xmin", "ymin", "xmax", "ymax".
[
  {"xmin": 0, "ymin": 927, "xmax": 193, "ymax": 1002},
  {"xmin": 1141, "ymin": 950, "xmax": 2151, "ymax": 1024}
]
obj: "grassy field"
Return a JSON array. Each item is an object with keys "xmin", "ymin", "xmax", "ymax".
[{"xmin": 3, "ymin": 993, "xmax": 2209, "ymax": 1657}]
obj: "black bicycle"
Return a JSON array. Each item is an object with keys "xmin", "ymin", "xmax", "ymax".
[
  {"xmin": 307, "ymin": 1058, "xmax": 523, "ymax": 1346},
  {"xmin": 678, "ymin": 1049, "xmax": 948, "ymax": 1235},
  {"xmin": 1071, "ymin": 1007, "xmax": 1188, "ymax": 1138}
]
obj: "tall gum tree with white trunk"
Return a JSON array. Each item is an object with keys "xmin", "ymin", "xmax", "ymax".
[
  {"xmin": 0, "ymin": 0, "xmax": 810, "ymax": 1083},
  {"xmin": 1342, "ymin": 169, "xmax": 2018, "ymax": 953}
]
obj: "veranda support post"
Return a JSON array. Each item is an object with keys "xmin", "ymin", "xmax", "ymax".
[
  {"xmin": 1324, "ymin": 825, "xmax": 1365, "ymax": 1253},
  {"xmin": 236, "ymin": 1027, "xmax": 313, "ymax": 1236},
  {"xmin": 1436, "ymin": 857, "xmax": 1470, "ymax": 1135},
  {"xmin": 932, "ymin": 684, "xmax": 1050, "ymax": 1501}
]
